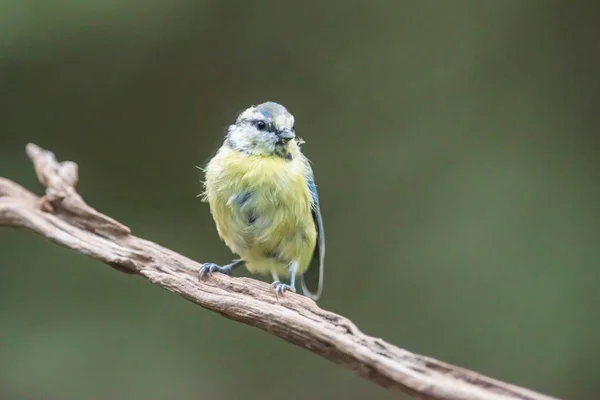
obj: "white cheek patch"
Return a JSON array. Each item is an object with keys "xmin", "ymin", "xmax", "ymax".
[{"xmin": 228, "ymin": 125, "xmax": 276, "ymax": 155}]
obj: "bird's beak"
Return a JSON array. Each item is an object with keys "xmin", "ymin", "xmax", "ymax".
[{"xmin": 276, "ymin": 128, "xmax": 295, "ymax": 142}]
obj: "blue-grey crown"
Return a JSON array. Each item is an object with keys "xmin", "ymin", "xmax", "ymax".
[{"xmin": 255, "ymin": 102, "xmax": 289, "ymax": 120}]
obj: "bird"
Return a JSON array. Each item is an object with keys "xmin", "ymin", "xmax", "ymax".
[{"xmin": 199, "ymin": 101, "xmax": 325, "ymax": 300}]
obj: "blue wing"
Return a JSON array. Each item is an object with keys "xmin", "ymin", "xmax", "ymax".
[{"xmin": 301, "ymin": 176, "xmax": 325, "ymax": 300}]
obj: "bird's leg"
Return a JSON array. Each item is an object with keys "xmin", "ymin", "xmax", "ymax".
[
  {"xmin": 271, "ymin": 261, "xmax": 298, "ymax": 299},
  {"xmin": 199, "ymin": 259, "xmax": 245, "ymax": 278},
  {"xmin": 271, "ymin": 271, "xmax": 280, "ymax": 283}
]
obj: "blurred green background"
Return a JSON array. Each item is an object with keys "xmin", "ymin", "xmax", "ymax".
[{"xmin": 1, "ymin": 1, "xmax": 599, "ymax": 399}]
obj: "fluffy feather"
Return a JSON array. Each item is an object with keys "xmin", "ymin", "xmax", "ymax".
[
  {"xmin": 204, "ymin": 143, "xmax": 317, "ymax": 277},
  {"xmin": 202, "ymin": 101, "xmax": 324, "ymax": 299}
]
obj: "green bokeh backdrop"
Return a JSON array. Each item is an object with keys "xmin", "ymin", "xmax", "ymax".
[{"xmin": 1, "ymin": 1, "xmax": 599, "ymax": 399}]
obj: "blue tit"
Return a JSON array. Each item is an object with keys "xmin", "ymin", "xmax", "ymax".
[{"xmin": 199, "ymin": 101, "xmax": 325, "ymax": 300}]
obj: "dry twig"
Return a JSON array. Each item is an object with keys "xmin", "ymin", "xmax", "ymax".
[{"xmin": 0, "ymin": 144, "xmax": 560, "ymax": 400}]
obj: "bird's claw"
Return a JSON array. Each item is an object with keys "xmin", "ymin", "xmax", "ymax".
[
  {"xmin": 271, "ymin": 281, "xmax": 296, "ymax": 299},
  {"xmin": 199, "ymin": 263, "xmax": 232, "ymax": 279}
]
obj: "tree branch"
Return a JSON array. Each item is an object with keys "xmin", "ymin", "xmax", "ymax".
[{"xmin": 0, "ymin": 143, "xmax": 560, "ymax": 400}]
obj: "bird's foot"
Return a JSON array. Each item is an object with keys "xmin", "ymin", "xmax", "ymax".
[
  {"xmin": 271, "ymin": 281, "xmax": 296, "ymax": 299},
  {"xmin": 199, "ymin": 263, "xmax": 234, "ymax": 278},
  {"xmin": 199, "ymin": 259, "xmax": 245, "ymax": 279}
]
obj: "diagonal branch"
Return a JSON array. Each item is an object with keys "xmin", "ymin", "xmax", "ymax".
[{"xmin": 0, "ymin": 143, "xmax": 560, "ymax": 400}]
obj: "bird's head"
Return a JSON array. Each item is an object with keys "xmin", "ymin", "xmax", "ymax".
[{"xmin": 226, "ymin": 102, "xmax": 298, "ymax": 159}]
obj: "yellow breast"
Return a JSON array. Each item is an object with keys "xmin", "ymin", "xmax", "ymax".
[{"xmin": 204, "ymin": 146, "xmax": 317, "ymax": 276}]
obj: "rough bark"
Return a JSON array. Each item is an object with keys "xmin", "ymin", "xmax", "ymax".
[{"xmin": 0, "ymin": 144, "xmax": 561, "ymax": 400}]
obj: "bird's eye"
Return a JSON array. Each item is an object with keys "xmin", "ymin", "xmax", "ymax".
[{"xmin": 256, "ymin": 121, "xmax": 267, "ymax": 131}]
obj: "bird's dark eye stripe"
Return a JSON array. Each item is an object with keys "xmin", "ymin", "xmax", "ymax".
[{"xmin": 251, "ymin": 119, "xmax": 275, "ymax": 132}]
